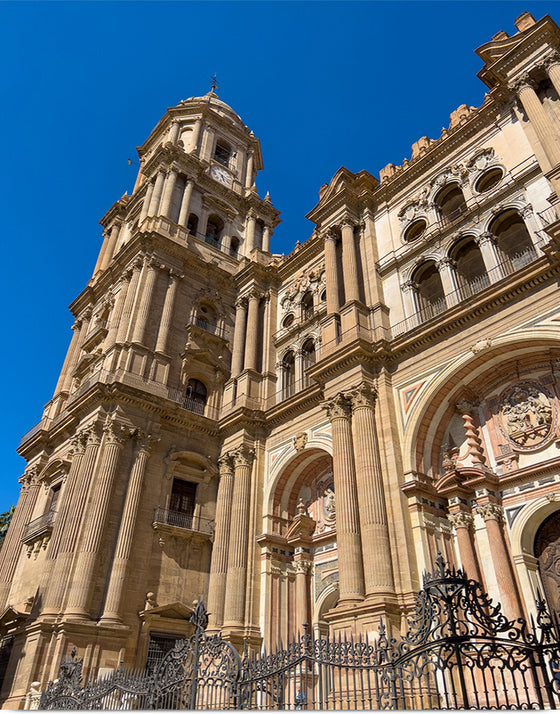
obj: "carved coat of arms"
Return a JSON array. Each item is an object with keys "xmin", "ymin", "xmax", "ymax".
[{"xmin": 498, "ymin": 382, "xmax": 554, "ymax": 450}]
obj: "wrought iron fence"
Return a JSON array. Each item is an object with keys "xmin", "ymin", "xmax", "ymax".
[{"xmin": 40, "ymin": 555, "xmax": 560, "ymax": 710}]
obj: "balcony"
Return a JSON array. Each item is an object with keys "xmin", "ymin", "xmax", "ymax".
[
  {"xmin": 152, "ymin": 508, "xmax": 213, "ymax": 540},
  {"xmin": 391, "ymin": 246, "xmax": 540, "ymax": 338},
  {"xmin": 189, "ymin": 316, "xmax": 229, "ymax": 340},
  {"xmin": 22, "ymin": 511, "xmax": 56, "ymax": 544}
]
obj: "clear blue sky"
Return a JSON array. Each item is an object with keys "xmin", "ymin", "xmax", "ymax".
[{"xmin": 0, "ymin": 0, "xmax": 556, "ymax": 512}]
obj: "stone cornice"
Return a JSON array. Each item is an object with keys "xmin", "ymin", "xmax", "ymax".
[{"xmin": 277, "ymin": 231, "xmax": 324, "ymax": 281}]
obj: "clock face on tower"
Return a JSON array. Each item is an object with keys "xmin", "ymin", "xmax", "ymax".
[{"xmin": 210, "ymin": 164, "xmax": 233, "ymax": 187}]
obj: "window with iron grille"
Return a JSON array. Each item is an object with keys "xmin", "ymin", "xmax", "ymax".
[{"xmin": 145, "ymin": 633, "xmax": 180, "ymax": 672}]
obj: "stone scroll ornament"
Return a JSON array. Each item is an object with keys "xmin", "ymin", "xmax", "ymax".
[{"xmin": 498, "ymin": 381, "xmax": 555, "ymax": 451}]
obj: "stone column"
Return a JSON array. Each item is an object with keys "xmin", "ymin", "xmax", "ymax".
[
  {"xmin": 99, "ymin": 223, "xmax": 121, "ymax": 272},
  {"xmin": 231, "ymin": 297, "xmax": 248, "ymax": 377},
  {"xmin": 160, "ymin": 169, "xmax": 178, "ymax": 219},
  {"xmin": 178, "ymin": 179, "xmax": 194, "ymax": 228},
  {"xmin": 243, "ymin": 291, "xmax": 260, "ymax": 372},
  {"xmin": 340, "ymin": 219, "xmax": 360, "ymax": 303},
  {"xmin": 155, "ymin": 271, "xmax": 181, "ymax": 354},
  {"xmin": 100, "ymin": 433, "xmax": 157, "ymax": 624},
  {"xmin": 190, "ymin": 118, "xmax": 203, "ymax": 154},
  {"xmin": 43, "ymin": 427, "xmax": 101, "ymax": 614},
  {"xmin": 245, "ymin": 152, "xmax": 254, "ymax": 188},
  {"xmin": 437, "ymin": 257, "xmax": 458, "ymax": 306},
  {"xmin": 116, "ymin": 260, "xmax": 142, "ymax": 344},
  {"xmin": 477, "ymin": 503, "xmax": 524, "ymax": 620},
  {"xmin": 222, "ymin": 446, "xmax": 254, "ymax": 628},
  {"xmin": 0, "ymin": 468, "xmax": 41, "ymax": 610},
  {"xmin": 447, "ymin": 509, "xmax": 482, "ymax": 582},
  {"xmin": 131, "ymin": 259, "xmax": 159, "ymax": 345},
  {"xmin": 348, "ymin": 383, "xmax": 395, "ymax": 598},
  {"xmin": 456, "ymin": 400, "xmax": 486, "ymax": 466},
  {"xmin": 262, "ymin": 225, "xmax": 271, "ymax": 253},
  {"xmin": 54, "ymin": 319, "xmax": 85, "ymax": 395},
  {"xmin": 139, "ymin": 181, "xmax": 154, "ymax": 223},
  {"xmin": 200, "ymin": 125, "xmax": 215, "ymax": 162},
  {"xmin": 168, "ymin": 120, "xmax": 180, "ymax": 145},
  {"xmin": 64, "ymin": 420, "xmax": 128, "ymax": 617},
  {"xmin": 324, "ymin": 230, "xmax": 340, "ymax": 315},
  {"xmin": 147, "ymin": 170, "xmax": 166, "ymax": 217},
  {"xmin": 476, "ymin": 232, "xmax": 503, "ymax": 279},
  {"xmin": 92, "ymin": 229, "xmax": 111, "ymax": 276},
  {"xmin": 294, "ymin": 557, "xmax": 312, "ymax": 632},
  {"xmin": 105, "ymin": 273, "xmax": 131, "ymax": 349},
  {"xmin": 511, "ymin": 75, "xmax": 560, "ymax": 167},
  {"xmin": 400, "ymin": 281, "xmax": 418, "ymax": 326},
  {"xmin": 245, "ymin": 211, "xmax": 257, "ymax": 253},
  {"xmin": 207, "ymin": 454, "xmax": 235, "ymax": 630},
  {"xmin": 323, "ymin": 394, "xmax": 365, "ymax": 604}
]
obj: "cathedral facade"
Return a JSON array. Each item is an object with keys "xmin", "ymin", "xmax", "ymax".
[{"xmin": 2, "ymin": 10, "xmax": 560, "ymax": 708}]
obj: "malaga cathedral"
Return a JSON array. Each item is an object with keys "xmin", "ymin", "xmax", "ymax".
[{"xmin": 2, "ymin": 10, "xmax": 560, "ymax": 708}]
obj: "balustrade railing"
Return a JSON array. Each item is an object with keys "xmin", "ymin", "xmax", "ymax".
[
  {"xmin": 153, "ymin": 508, "xmax": 213, "ymax": 535},
  {"xmin": 22, "ymin": 510, "xmax": 56, "ymax": 542}
]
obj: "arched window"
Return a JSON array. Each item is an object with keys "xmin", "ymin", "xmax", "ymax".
[
  {"xmin": 187, "ymin": 213, "xmax": 199, "ymax": 236},
  {"xmin": 301, "ymin": 339, "xmax": 316, "ymax": 387},
  {"xmin": 282, "ymin": 313, "xmax": 295, "ymax": 329},
  {"xmin": 282, "ymin": 351, "xmax": 296, "ymax": 399},
  {"xmin": 413, "ymin": 261, "xmax": 446, "ymax": 321},
  {"xmin": 435, "ymin": 184, "xmax": 467, "ymax": 225},
  {"xmin": 451, "ymin": 238, "xmax": 489, "ymax": 299},
  {"xmin": 205, "ymin": 214, "xmax": 224, "ymax": 248},
  {"xmin": 213, "ymin": 140, "xmax": 231, "ymax": 167},
  {"xmin": 184, "ymin": 378, "xmax": 207, "ymax": 415},
  {"xmin": 301, "ymin": 291, "xmax": 314, "ymax": 321},
  {"xmin": 490, "ymin": 210, "xmax": 537, "ymax": 273},
  {"xmin": 195, "ymin": 303, "xmax": 218, "ymax": 333}
]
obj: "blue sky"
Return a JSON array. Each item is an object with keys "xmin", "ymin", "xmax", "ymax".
[{"xmin": 0, "ymin": 0, "xmax": 557, "ymax": 511}]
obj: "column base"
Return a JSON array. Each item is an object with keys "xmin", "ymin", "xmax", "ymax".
[
  {"xmin": 220, "ymin": 624, "xmax": 262, "ymax": 652},
  {"xmin": 324, "ymin": 597, "xmax": 402, "ymax": 638}
]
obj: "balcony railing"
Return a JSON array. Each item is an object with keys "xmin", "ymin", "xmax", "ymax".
[
  {"xmin": 153, "ymin": 508, "xmax": 213, "ymax": 535},
  {"xmin": 392, "ymin": 246, "xmax": 539, "ymax": 338},
  {"xmin": 22, "ymin": 510, "xmax": 56, "ymax": 543},
  {"xmin": 190, "ymin": 317, "xmax": 229, "ymax": 339},
  {"xmin": 190, "ymin": 229, "xmax": 239, "ymax": 258}
]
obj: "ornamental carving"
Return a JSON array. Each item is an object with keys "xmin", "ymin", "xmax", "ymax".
[
  {"xmin": 448, "ymin": 511, "xmax": 475, "ymax": 531},
  {"xmin": 323, "ymin": 487, "xmax": 336, "ymax": 520},
  {"xmin": 477, "ymin": 503, "xmax": 504, "ymax": 523},
  {"xmin": 498, "ymin": 381, "xmax": 554, "ymax": 451},
  {"xmin": 293, "ymin": 432, "xmax": 308, "ymax": 452},
  {"xmin": 323, "ymin": 393, "xmax": 352, "ymax": 420},
  {"xmin": 466, "ymin": 147, "xmax": 496, "ymax": 173},
  {"xmin": 280, "ymin": 267, "xmax": 325, "ymax": 314}
]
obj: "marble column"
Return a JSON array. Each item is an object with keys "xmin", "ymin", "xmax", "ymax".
[
  {"xmin": 131, "ymin": 260, "xmax": 159, "ymax": 345},
  {"xmin": 43, "ymin": 427, "xmax": 101, "ymax": 614},
  {"xmin": 447, "ymin": 510, "xmax": 482, "ymax": 582},
  {"xmin": 511, "ymin": 75, "xmax": 560, "ymax": 167},
  {"xmin": 55, "ymin": 318, "xmax": 85, "ymax": 395},
  {"xmin": 476, "ymin": 232, "xmax": 503, "ymax": 279},
  {"xmin": 324, "ymin": 230, "xmax": 340, "ymax": 315},
  {"xmin": 294, "ymin": 557, "xmax": 312, "ymax": 632},
  {"xmin": 100, "ymin": 433, "xmax": 156, "ymax": 624},
  {"xmin": 222, "ymin": 446, "xmax": 254, "ymax": 628},
  {"xmin": 207, "ymin": 454, "xmax": 235, "ymax": 629},
  {"xmin": 243, "ymin": 291, "xmax": 260, "ymax": 372},
  {"xmin": 99, "ymin": 223, "xmax": 121, "ymax": 272},
  {"xmin": 160, "ymin": 169, "xmax": 178, "ymax": 219},
  {"xmin": 155, "ymin": 271, "xmax": 181, "ymax": 354},
  {"xmin": 477, "ymin": 503, "xmax": 524, "ymax": 620},
  {"xmin": 231, "ymin": 297, "xmax": 248, "ymax": 377},
  {"xmin": 148, "ymin": 171, "xmax": 166, "ymax": 217},
  {"xmin": 0, "ymin": 467, "xmax": 41, "ymax": 610},
  {"xmin": 178, "ymin": 179, "xmax": 194, "ymax": 228},
  {"xmin": 139, "ymin": 181, "xmax": 154, "ymax": 223},
  {"xmin": 105, "ymin": 273, "xmax": 131, "ymax": 349},
  {"xmin": 323, "ymin": 394, "xmax": 365, "ymax": 604},
  {"xmin": 245, "ymin": 212, "xmax": 257, "ymax": 253},
  {"xmin": 245, "ymin": 152, "xmax": 254, "ymax": 188},
  {"xmin": 116, "ymin": 260, "xmax": 142, "ymax": 344},
  {"xmin": 262, "ymin": 225, "xmax": 271, "ymax": 253},
  {"xmin": 64, "ymin": 420, "xmax": 128, "ymax": 617},
  {"xmin": 348, "ymin": 383, "xmax": 395, "ymax": 598},
  {"xmin": 340, "ymin": 219, "xmax": 360, "ymax": 303}
]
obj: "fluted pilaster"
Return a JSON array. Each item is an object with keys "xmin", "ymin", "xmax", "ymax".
[
  {"xmin": 155, "ymin": 271, "xmax": 181, "ymax": 354},
  {"xmin": 116, "ymin": 260, "xmax": 142, "ymax": 344},
  {"xmin": 324, "ymin": 231, "xmax": 340, "ymax": 315},
  {"xmin": 131, "ymin": 259, "xmax": 159, "ymax": 345},
  {"xmin": 243, "ymin": 291, "xmax": 260, "ymax": 372},
  {"xmin": 231, "ymin": 298, "xmax": 248, "ymax": 377}
]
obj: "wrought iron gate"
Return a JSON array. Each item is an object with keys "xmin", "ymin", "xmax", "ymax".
[{"xmin": 40, "ymin": 555, "xmax": 560, "ymax": 709}]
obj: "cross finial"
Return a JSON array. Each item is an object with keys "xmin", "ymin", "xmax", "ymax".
[{"xmin": 210, "ymin": 74, "xmax": 219, "ymax": 93}]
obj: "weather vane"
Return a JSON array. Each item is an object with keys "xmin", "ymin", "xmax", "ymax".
[{"xmin": 210, "ymin": 74, "xmax": 219, "ymax": 93}]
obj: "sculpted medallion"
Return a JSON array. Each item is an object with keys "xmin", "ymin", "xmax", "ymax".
[{"xmin": 498, "ymin": 381, "xmax": 554, "ymax": 451}]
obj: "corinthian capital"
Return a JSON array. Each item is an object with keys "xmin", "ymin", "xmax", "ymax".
[
  {"xmin": 218, "ymin": 453, "xmax": 234, "ymax": 477},
  {"xmin": 477, "ymin": 503, "xmax": 504, "ymax": 523},
  {"xmin": 543, "ymin": 51, "xmax": 560, "ymax": 71},
  {"xmin": 348, "ymin": 382, "xmax": 377, "ymax": 412},
  {"xmin": 448, "ymin": 511, "xmax": 475, "ymax": 531},
  {"xmin": 136, "ymin": 431, "xmax": 159, "ymax": 455},
  {"xmin": 103, "ymin": 418, "xmax": 129, "ymax": 447},
  {"xmin": 508, "ymin": 73, "xmax": 536, "ymax": 95},
  {"xmin": 232, "ymin": 445, "xmax": 255, "ymax": 468},
  {"xmin": 322, "ymin": 393, "xmax": 352, "ymax": 421}
]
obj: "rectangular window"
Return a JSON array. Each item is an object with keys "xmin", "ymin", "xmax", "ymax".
[
  {"xmin": 145, "ymin": 633, "xmax": 180, "ymax": 673},
  {"xmin": 168, "ymin": 480, "xmax": 197, "ymax": 528}
]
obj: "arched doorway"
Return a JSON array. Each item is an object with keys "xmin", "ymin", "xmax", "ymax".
[{"xmin": 535, "ymin": 511, "xmax": 560, "ymax": 615}]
